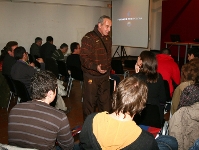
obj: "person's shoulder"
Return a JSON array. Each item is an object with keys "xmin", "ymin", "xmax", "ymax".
[{"xmin": 82, "ymin": 31, "xmax": 96, "ymax": 40}]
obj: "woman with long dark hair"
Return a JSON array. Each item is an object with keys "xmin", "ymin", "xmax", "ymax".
[{"xmin": 134, "ymin": 50, "xmax": 166, "ymax": 122}]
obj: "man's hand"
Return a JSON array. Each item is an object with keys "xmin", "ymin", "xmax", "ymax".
[
  {"xmin": 135, "ymin": 63, "xmax": 140, "ymax": 73},
  {"xmin": 29, "ymin": 62, "xmax": 35, "ymax": 67},
  {"xmin": 97, "ymin": 64, "xmax": 107, "ymax": 74},
  {"xmin": 36, "ymin": 58, "xmax": 44, "ymax": 63}
]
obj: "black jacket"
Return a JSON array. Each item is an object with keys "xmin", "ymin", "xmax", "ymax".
[
  {"xmin": 40, "ymin": 42, "xmax": 56, "ymax": 61},
  {"xmin": 11, "ymin": 60, "xmax": 45, "ymax": 95},
  {"xmin": 79, "ymin": 113, "xmax": 159, "ymax": 150},
  {"xmin": 2, "ymin": 54, "xmax": 16, "ymax": 77}
]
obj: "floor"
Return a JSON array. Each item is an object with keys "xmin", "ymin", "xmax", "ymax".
[{"xmin": 0, "ymin": 80, "xmax": 84, "ymax": 144}]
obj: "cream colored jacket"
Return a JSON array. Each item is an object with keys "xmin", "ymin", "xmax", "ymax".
[
  {"xmin": 169, "ymin": 102, "xmax": 199, "ymax": 150},
  {"xmin": 171, "ymin": 81, "xmax": 193, "ymax": 114}
]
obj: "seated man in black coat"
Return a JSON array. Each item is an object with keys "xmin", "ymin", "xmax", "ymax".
[
  {"xmin": 66, "ymin": 42, "xmax": 81, "ymax": 70},
  {"xmin": 2, "ymin": 41, "xmax": 18, "ymax": 77},
  {"xmin": 11, "ymin": 46, "xmax": 45, "ymax": 95},
  {"xmin": 66, "ymin": 42, "xmax": 83, "ymax": 80}
]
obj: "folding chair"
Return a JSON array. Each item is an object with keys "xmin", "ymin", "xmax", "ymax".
[
  {"xmin": 45, "ymin": 58, "xmax": 59, "ymax": 78},
  {"xmin": 12, "ymin": 79, "xmax": 31, "ymax": 103},
  {"xmin": 66, "ymin": 66, "xmax": 83, "ymax": 98},
  {"xmin": 111, "ymin": 59, "xmax": 129, "ymax": 78},
  {"xmin": 56, "ymin": 60, "xmax": 69, "ymax": 80},
  {"xmin": 3, "ymin": 75, "xmax": 17, "ymax": 111}
]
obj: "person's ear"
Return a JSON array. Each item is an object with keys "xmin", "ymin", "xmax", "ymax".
[{"xmin": 98, "ymin": 23, "xmax": 102, "ymax": 29}]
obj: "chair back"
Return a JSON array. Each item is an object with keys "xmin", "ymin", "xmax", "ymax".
[
  {"xmin": 3, "ymin": 75, "xmax": 16, "ymax": 94},
  {"xmin": 12, "ymin": 79, "xmax": 31, "ymax": 103},
  {"xmin": 70, "ymin": 66, "xmax": 83, "ymax": 81},
  {"xmin": 56, "ymin": 60, "xmax": 69, "ymax": 77},
  {"xmin": 164, "ymin": 80, "xmax": 171, "ymax": 102},
  {"xmin": 111, "ymin": 59, "xmax": 124, "ymax": 74},
  {"xmin": 45, "ymin": 58, "xmax": 59, "ymax": 78},
  {"xmin": 134, "ymin": 104, "xmax": 162, "ymax": 128}
]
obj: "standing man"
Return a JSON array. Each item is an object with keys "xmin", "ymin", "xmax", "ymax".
[
  {"xmin": 80, "ymin": 15, "xmax": 112, "ymax": 119},
  {"xmin": 40, "ymin": 36, "xmax": 56, "ymax": 61},
  {"xmin": 30, "ymin": 37, "xmax": 42, "ymax": 58}
]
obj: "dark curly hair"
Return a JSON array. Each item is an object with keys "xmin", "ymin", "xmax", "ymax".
[
  {"xmin": 30, "ymin": 70, "xmax": 57, "ymax": 100},
  {"xmin": 112, "ymin": 77, "xmax": 148, "ymax": 118}
]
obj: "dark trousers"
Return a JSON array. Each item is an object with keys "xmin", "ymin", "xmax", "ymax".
[{"xmin": 83, "ymin": 74, "xmax": 110, "ymax": 120}]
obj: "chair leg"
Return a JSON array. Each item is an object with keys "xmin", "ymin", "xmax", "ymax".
[
  {"xmin": 7, "ymin": 92, "xmax": 13, "ymax": 111},
  {"xmin": 17, "ymin": 97, "xmax": 21, "ymax": 104},
  {"xmin": 80, "ymin": 81, "xmax": 83, "ymax": 89},
  {"xmin": 66, "ymin": 76, "xmax": 72, "ymax": 93},
  {"xmin": 67, "ymin": 79, "xmax": 73, "ymax": 97}
]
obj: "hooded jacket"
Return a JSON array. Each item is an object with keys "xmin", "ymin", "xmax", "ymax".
[{"xmin": 156, "ymin": 54, "xmax": 180, "ymax": 96}]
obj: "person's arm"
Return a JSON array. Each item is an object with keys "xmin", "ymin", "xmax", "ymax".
[
  {"xmin": 171, "ymin": 63, "xmax": 180, "ymax": 85},
  {"xmin": 36, "ymin": 58, "xmax": 45, "ymax": 70},
  {"xmin": 158, "ymin": 74, "xmax": 167, "ymax": 104},
  {"xmin": 171, "ymin": 86, "xmax": 181, "ymax": 114},
  {"xmin": 57, "ymin": 115, "xmax": 74, "ymax": 150},
  {"xmin": 51, "ymin": 50, "xmax": 58, "ymax": 61},
  {"xmin": 169, "ymin": 109, "xmax": 184, "ymax": 150},
  {"xmin": 80, "ymin": 35, "xmax": 98, "ymax": 72}
]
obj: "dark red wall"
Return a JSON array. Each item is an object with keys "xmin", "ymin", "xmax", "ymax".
[{"xmin": 161, "ymin": 0, "xmax": 199, "ymax": 57}]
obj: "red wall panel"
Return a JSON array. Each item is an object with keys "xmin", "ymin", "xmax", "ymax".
[{"xmin": 161, "ymin": 0, "xmax": 199, "ymax": 57}]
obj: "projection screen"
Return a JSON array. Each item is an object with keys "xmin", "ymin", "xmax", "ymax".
[{"xmin": 112, "ymin": 0, "xmax": 150, "ymax": 48}]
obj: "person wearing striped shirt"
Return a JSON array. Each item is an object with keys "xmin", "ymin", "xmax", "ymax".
[{"xmin": 8, "ymin": 70, "xmax": 74, "ymax": 150}]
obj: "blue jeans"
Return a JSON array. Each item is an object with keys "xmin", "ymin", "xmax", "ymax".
[
  {"xmin": 156, "ymin": 135, "xmax": 178, "ymax": 150},
  {"xmin": 189, "ymin": 138, "xmax": 199, "ymax": 150}
]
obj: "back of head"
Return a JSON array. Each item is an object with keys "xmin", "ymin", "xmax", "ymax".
[
  {"xmin": 139, "ymin": 51, "xmax": 158, "ymax": 83},
  {"xmin": 112, "ymin": 77, "xmax": 148, "ymax": 117},
  {"xmin": 35, "ymin": 37, "xmax": 42, "ymax": 43},
  {"xmin": 30, "ymin": 70, "xmax": 57, "ymax": 100},
  {"xmin": 160, "ymin": 48, "xmax": 171, "ymax": 55},
  {"xmin": 188, "ymin": 47, "xmax": 199, "ymax": 58},
  {"xmin": 70, "ymin": 42, "xmax": 79, "ymax": 53},
  {"xmin": 5, "ymin": 41, "xmax": 18, "ymax": 52},
  {"xmin": 60, "ymin": 43, "xmax": 68, "ymax": 49},
  {"xmin": 46, "ymin": 36, "xmax": 53, "ymax": 42},
  {"xmin": 14, "ymin": 46, "xmax": 26, "ymax": 60}
]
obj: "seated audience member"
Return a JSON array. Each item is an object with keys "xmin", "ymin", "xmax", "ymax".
[
  {"xmin": 169, "ymin": 96, "xmax": 199, "ymax": 149},
  {"xmin": 30, "ymin": 37, "xmax": 42, "ymax": 58},
  {"xmin": 66, "ymin": 42, "xmax": 81, "ymax": 70},
  {"xmin": 8, "ymin": 70, "xmax": 74, "ymax": 150},
  {"xmin": 52, "ymin": 43, "xmax": 68, "ymax": 62},
  {"xmin": 11, "ymin": 46, "xmax": 45, "ymax": 95},
  {"xmin": 181, "ymin": 47, "xmax": 199, "ymax": 82},
  {"xmin": 2, "ymin": 41, "xmax": 18, "ymax": 77},
  {"xmin": 156, "ymin": 48, "xmax": 180, "ymax": 96},
  {"xmin": 171, "ymin": 48, "xmax": 199, "ymax": 114},
  {"xmin": 171, "ymin": 80, "xmax": 194, "ymax": 114},
  {"xmin": 177, "ymin": 76, "xmax": 199, "ymax": 110},
  {"xmin": 134, "ymin": 51, "xmax": 166, "ymax": 122},
  {"xmin": 40, "ymin": 36, "xmax": 56, "ymax": 61},
  {"xmin": 80, "ymin": 77, "xmax": 178, "ymax": 150}
]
